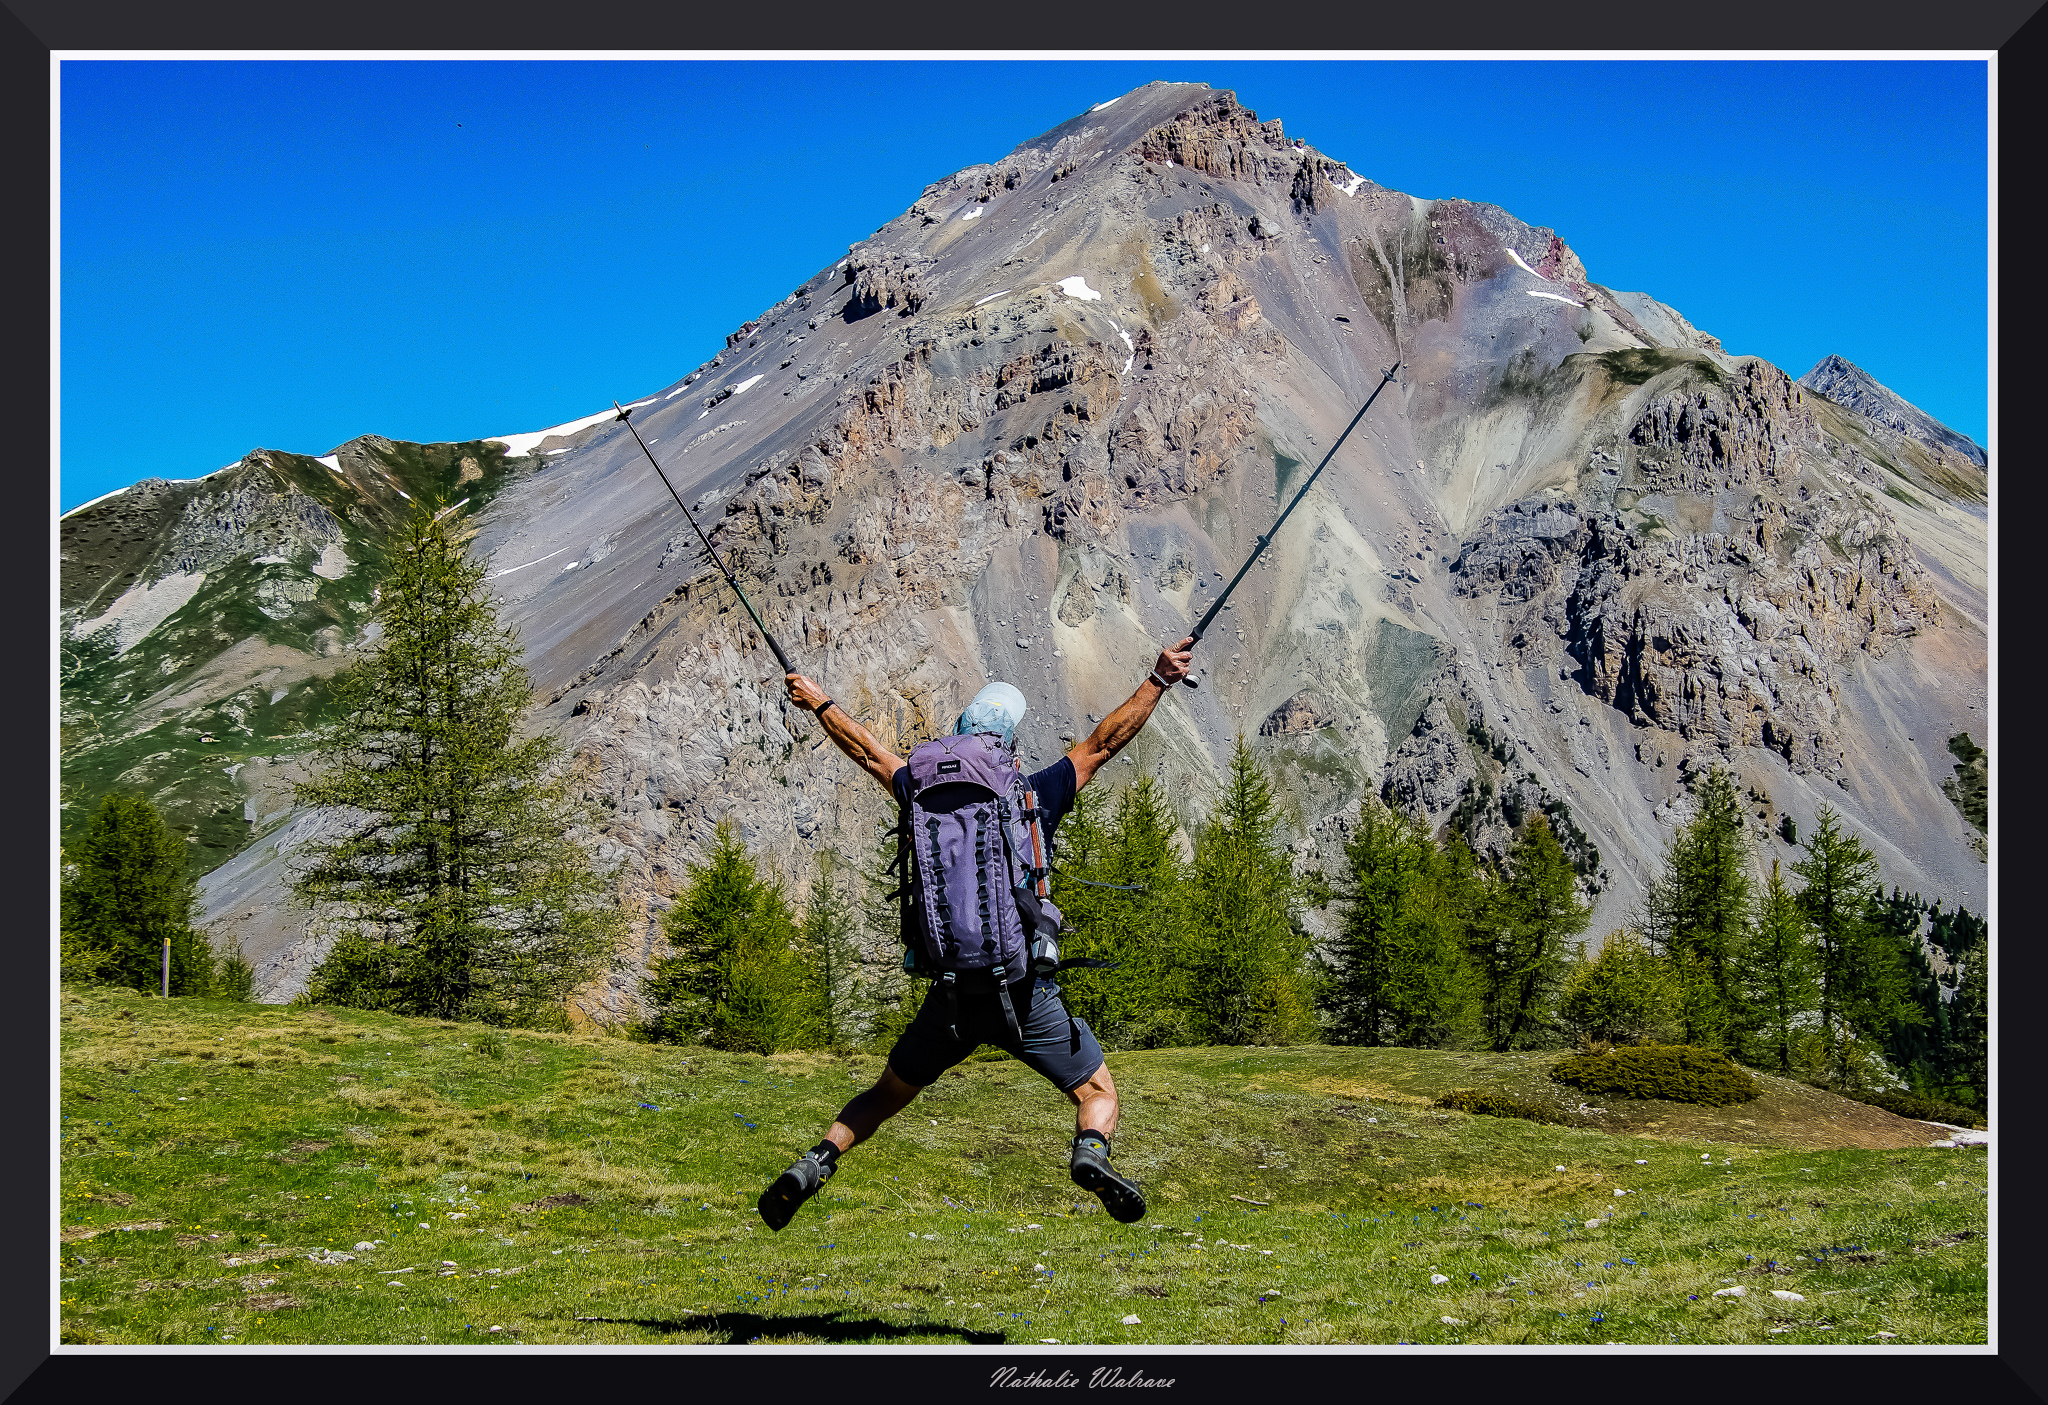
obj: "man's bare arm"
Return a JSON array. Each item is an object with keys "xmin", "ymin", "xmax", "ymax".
[
  {"xmin": 1066, "ymin": 636, "xmax": 1195, "ymax": 790},
  {"xmin": 786, "ymin": 673, "xmax": 904, "ymax": 792}
]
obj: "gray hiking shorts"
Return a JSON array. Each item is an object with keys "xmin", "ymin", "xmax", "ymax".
[{"xmin": 887, "ymin": 976, "xmax": 1105, "ymax": 1092}]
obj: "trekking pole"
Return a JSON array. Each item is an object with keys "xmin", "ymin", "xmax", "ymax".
[
  {"xmin": 1179, "ymin": 360, "xmax": 1401, "ymax": 688},
  {"xmin": 613, "ymin": 401, "xmax": 795, "ymax": 676}
]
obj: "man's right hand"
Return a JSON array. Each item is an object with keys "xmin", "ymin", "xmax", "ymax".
[
  {"xmin": 786, "ymin": 672, "xmax": 829, "ymax": 711},
  {"xmin": 1152, "ymin": 636, "xmax": 1195, "ymax": 688}
]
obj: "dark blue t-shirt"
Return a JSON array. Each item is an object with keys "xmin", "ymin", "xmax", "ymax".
[{"xmin": 890, "ymin": 754, "xmax": 1078, "ymax": 850}]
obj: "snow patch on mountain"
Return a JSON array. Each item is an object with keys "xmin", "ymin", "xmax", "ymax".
[{"xmin": 486, "ymin": 398, "xmax": 653, "ymax": 458}]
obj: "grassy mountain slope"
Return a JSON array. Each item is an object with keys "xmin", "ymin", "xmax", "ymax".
[
  {"xmin": 60, "ymin": 437, "xmax": 529, "ymax": 877},
  {"xmin": 60, "ymin": 989, "xmax": 1986, "ymax": 1346}
]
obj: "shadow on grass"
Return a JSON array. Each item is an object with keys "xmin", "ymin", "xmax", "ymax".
[{"xmin": 566, "ymin": 1312, "xmax": 1008, "ymax": 1345}]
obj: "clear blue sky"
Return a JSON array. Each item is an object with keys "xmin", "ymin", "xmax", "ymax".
[{"xmin": 59, "ymin": 58, "xmax": 1989, "ymax": 513}]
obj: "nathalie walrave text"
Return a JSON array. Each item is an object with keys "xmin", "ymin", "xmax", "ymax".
[{"xmin": 991, "ymin": 1368, "xmax": 1175, "ymax": 1389}]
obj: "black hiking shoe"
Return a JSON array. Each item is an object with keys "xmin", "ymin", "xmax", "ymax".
[
  {"xmin": 757, "ymin": 1150, "xmax": 833, "ymax": 1231},
  {"xmin": 1070, "ymin": 1133, "xmax": 1145, "ymax": 1223}
]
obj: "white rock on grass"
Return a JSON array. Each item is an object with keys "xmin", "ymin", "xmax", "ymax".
[
  {"xmin": 1712, "ymin": 1286, "xmax": 1746, "ymax": 1297},
  {"xmin": 1121, "ymin": 1314, "xmax": 1142, "ymax": 1325},
  {"xmin": 1429, "ymin": 1273, "xmax": 1450, "ymax": 1285},
  {"xmin": 1770, "ymin": 1290, "xmax": 1806, "ymax": 1302},
  {"xmin": 1440, "ymin": 1316, "xmax": 1466, "ymax": 1325}
]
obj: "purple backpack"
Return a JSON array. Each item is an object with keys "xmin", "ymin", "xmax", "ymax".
[{"xmin": 898, "ymin": 731, "xmax": 1061, "ymax": 988}]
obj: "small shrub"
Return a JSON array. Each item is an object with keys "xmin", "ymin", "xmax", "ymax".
[
  {"xmin": 213, "ymin": 942, "xmax": 256, "ymax": 1002},
  {"xmin": 1433, "ymin": 1087, "xmax": 1568, "ymax": 1124},
  {"xmin": 474, "ymin": 1031, "xmax": 506, "ymax": 1060},
  {"xmin": 1551, "ymin": 1043, "xmax": 1760, "ymax": 1106}
]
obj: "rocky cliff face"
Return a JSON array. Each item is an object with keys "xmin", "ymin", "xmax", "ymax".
[{"xmin": 59, "ymin": 82, "xmax": 1989, "ymax": 1015}]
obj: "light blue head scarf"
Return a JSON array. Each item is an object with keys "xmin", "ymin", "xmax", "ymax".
[{"xmin": 955, "ymin": 681, "xmax": 1026, "ymax": 748}]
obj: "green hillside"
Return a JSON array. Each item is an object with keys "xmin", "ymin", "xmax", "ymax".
[
  {"xmin": 59, "ymin": 989, "xmax": 1986, "ymax": 1346},
  {"xmin": 60, "ymin": 438, "xmax": 528, "ymax": 877}
]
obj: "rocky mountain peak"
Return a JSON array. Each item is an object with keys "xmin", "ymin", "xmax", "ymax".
[{"xmin": 1798, "ymin": 353, "xmax": 1985, "ymax": 470}]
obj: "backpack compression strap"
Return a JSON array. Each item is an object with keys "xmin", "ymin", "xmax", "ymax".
[
  {"xmin": 1004, "ymin": 761, "xmax": 1121, "ymax": 979},
  {"xmin": 1016, "ymin": 759, "xmax": 1051, "ymax": 899}
]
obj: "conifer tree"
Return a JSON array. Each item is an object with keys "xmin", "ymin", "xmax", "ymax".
[
  {"xmin": 1055, "ymin": 777, "xmax": 1192, "ymax": 1049},
  {"xmin": 859, "ymin": 816, "xmax": 919, "ymax": 1051},
  {"xmin": 1948, "ymin": 918, "xmax": 1988, "ymax": 1110},
  {"xmin": 1467, "ymin": 815, "xmax": 1589, "ymax": 1051},
  {"xmin": 1736, "ymin": 860, "xmax": 1822, "ymax": 1074},
  {"xmin": 1640, "ymin": 767, "xmax": 1751, "ymax": 1046},
  {"xmin": 1870, "ymin": 890, "xmax": 1949, "ymax": 1094},
  {"xmin": 1792, "ymin": 806, "xmax": 1916, "ymax": 1083},
  {"xmin": 1185, "ymin": 738, "xmax": 1314, "ymax": 1046},
  {"xmin": 62, "ymin": 792, "xmax": 220, "ymax": 995},
  {"xmin": 796, "ymin": 848, "xmax": 867, "ymax": 1050},
  {"xmin": 292, "ymin": 506, "xmax": 620, "ymax": 1026},
  {"xmin": 647, "ymin": 819, "xmax": 812, "ymax": 1051},
  {"xmin": 1320, "ymin": 797, "xmax": 1472, "ymax": 1047},
  {"xmin": 1557, "ymin": 928, "xmax": 1678, "ymax": 1048}
]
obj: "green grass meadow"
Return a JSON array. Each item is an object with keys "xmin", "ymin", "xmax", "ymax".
[{"xmin": 58, "ymin": 988, "xmax": 1987, "ymax": 1347}]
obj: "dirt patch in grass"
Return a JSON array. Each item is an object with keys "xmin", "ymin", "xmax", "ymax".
[{"xmin": 62, "ymin": 1221, "xmax": 167, "ymax": 1243}]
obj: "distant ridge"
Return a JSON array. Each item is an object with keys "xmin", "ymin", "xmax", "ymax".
[{"xmin": 1797, "ymin": 354, "xmax": 1986, "ymax": 469}]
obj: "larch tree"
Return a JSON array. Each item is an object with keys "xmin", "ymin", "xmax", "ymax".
[
  {"xmin": 292, "ymin": 506, "xmax": 620, "ymax": 1027},
  {"xmin": 796, "ymin": 847, "xmax": 868, "ymax": 1051},
  {"xmin": 62, "ymin": 792, "xmax": 237, "ymax": 996},
  {"xmin": 1640, "ymin": 767, "xmax": 1752, "ymax": 1047},
  {"xmin": 1185, "ymin": 738, "xmax": 1314, "ymax": 1047},
  {"xmin": 1736, "ymin": 860, "xmax": 1822, "ymax": 1074},
  {"xmin": 1467, "ymin": 815, "xmax": 1589, "ymax": 1051},
  {"xmin": 1320, "ymin": 797, "xmax": 1472, "ymax": 1048},
  {"xmin": 1557, "ymin": 927, "xmax": 1679, "ymax": 1049},
  {"xmin": 646, "ymin": 818, "xmax": 811, "ymax": 1052},
  {"xmin": 1792, "ymin": 806, "xmax": 1916, "ymax": 1084},
  {"xmin": 1054, "ymin": 776, "xmax": 1192, "ymax": 1050}
]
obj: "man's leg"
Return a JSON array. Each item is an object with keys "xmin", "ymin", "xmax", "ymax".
[
  {"xmin": 1062, "ymin": 1060, "xmax": 1144, "ymax": 1224},
  {"xmin": 825, "ymin": 1066, "xmax": 923, "ymax": 1151},
  {"xmin": 759, "ymin": 1065, "xmax": 925, "ymax": 1231},
  {"xmin": 1064, "ymin": 1061, "xmax": 1119, "ymax": 1139}
]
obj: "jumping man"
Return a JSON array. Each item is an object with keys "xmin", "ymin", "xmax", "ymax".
[{"xmin": 757, "ymin": 636, "xmax": 1197, "ymax": 1230}]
